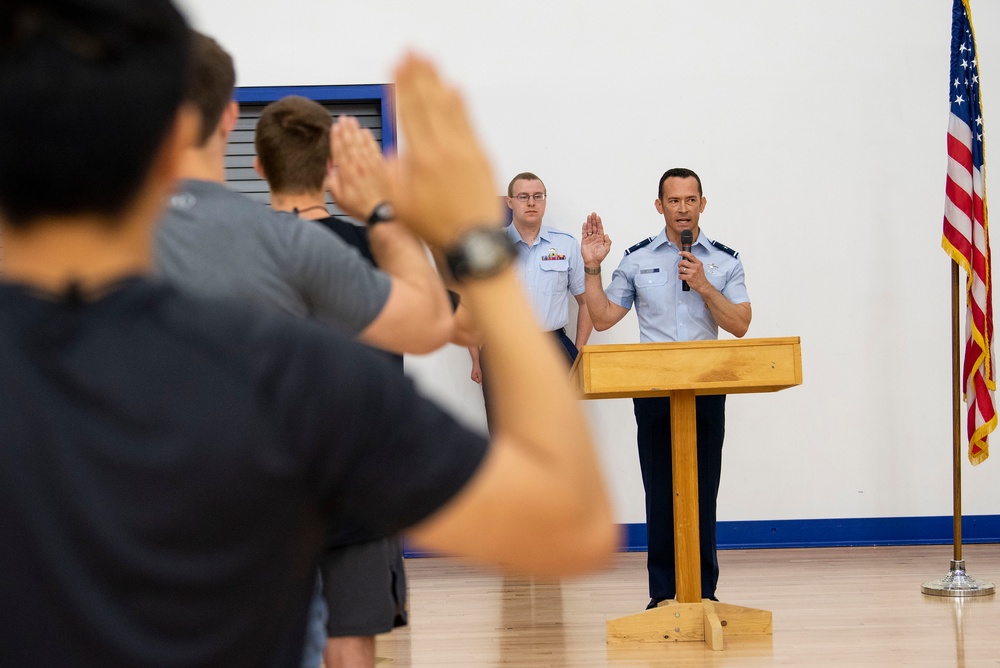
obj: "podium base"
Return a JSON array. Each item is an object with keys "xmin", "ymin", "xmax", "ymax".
[
  {"xmin": 606, "ymin": 599, "xmax": 772, "ymax": 651},
  {"xmin": 921, "ymin": 560, "xmax": 996, "ymax": 598}
]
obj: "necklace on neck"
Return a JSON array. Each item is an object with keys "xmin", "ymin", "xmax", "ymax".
[{"xmin": 291, "ymin": 205, "xmax": 328, "ymax": 216}]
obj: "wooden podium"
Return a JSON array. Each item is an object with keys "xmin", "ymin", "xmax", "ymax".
[{"xmin": 569, "ymin": 336, "xmax": 802, "ymax": 650}]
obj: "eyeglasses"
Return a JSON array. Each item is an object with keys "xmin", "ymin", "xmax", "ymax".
[{"xmin": 512, "ymin": 193, "xmax": 546, "ymax": 202}]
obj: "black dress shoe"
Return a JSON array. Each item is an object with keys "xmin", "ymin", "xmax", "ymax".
[{"xmin": 646, "ymin": 598, "xmax": 666, "ymax": 609}]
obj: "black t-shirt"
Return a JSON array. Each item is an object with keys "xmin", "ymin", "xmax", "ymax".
[
  {"xmin": 311, "ymin": 216, "xmax": 403, "ymax": 372},
  {"xmin": 312, "ymin": 216, "xmax": 376, "ymax": 265},
  {"xmin": 0, "ymin": 278, "xmax": 488, "ymax": 667}
]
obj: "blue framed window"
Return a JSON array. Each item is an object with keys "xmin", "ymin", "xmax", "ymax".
[{"xmin": 225, "ymin": 84, "xmax": 395, "ymax": 218}]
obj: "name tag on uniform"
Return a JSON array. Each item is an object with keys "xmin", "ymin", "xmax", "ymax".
[
  {"xmin": 640, "ymin": 268, "xmax": 660, "ymax": 274},
  {"xmin": 542, "ymin": 248, "xmax": 566, "ymax": 261}
]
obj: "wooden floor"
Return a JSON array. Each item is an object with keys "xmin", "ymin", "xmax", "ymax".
[{"xmin": 374, "ymin": 544, "xmax": 1000, "ymax": 666}]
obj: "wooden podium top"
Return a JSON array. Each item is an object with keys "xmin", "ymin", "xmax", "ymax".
[{"xmin": 569, "ymin": 336, "xmax": 802, "ymax": 399}]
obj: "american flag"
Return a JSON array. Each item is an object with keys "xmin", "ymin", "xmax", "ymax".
[{"xmin": 942, "ymin": 0, "xmax": 994, "ymax": 465}]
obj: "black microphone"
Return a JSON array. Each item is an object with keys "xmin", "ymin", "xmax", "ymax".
[{"xmin": 680, "ymin": 229, "xmax": 692, "ymax": 292}]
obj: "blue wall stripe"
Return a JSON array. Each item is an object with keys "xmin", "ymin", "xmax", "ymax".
[
  {"xmin": 402, "ymin": 515, "xmax": 1000, "ymax": 558},
  {"xmin": 717, "ymin": 515, "xmax": 1000, "ymax": 549}
]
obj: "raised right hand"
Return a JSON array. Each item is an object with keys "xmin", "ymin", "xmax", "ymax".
[
  {"xmin": 581, "ymin": 212, "xmax": 612, "ymax": 267},
  {"xmin": 387, "ymin": 54, "xmax": 501, "ymax": 247},
  {"xmin": 327, "ymin": 116, "xmax": 390, "ymax": 222}
]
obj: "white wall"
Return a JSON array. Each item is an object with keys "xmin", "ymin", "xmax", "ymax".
[{"xmin": 177, "ymin": 0, "xmax": 1000, "ymax": 526}]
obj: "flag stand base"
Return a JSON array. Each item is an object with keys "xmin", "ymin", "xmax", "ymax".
[{"xmin": 921, "ymin": 560, "xmax": 995, "ymax": 597}]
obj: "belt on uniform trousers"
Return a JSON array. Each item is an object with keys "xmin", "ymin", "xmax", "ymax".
[{"xmin": 549, "ymin": 327, "xmax": 567, "ymax": 336}]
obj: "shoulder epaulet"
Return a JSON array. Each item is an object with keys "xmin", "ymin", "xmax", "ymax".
[
  {"xmin": 624, "ymin": 236, "xmax": 655, "ymax": 256},
  {"xmin": 710, "ymin": 240, "xmax": 739, "ymax": 258}
]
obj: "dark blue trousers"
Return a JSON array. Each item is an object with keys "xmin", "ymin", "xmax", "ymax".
[
  {"xmin": 633, "ymin": 394, "xmax": 726, "ymax": 601},
  {"xmin": 482, "ymin": 329, "xmax": 577, "ymax": 435}
]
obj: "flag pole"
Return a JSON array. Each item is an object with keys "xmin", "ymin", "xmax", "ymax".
[
  {"xmin": 951, "ymin": 260, "xmax": 963, "ymax": 565},
  {"xmin": 921, "ymin": 260, "xmax": 995, "ymax": 597}
]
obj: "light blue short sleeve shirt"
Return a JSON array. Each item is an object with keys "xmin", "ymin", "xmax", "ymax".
[
  {"xmin": 605, "ymin": 228, "xmax": 749, "ymax": 343},
  {"xmin": 506, "ymin": 223, "xmax": 586, "ymax": 332}
]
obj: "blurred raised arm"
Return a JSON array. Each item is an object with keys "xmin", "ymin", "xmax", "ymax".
[{"xmin": 390, "ymin": 55, "xmax": 618, "ymax": 576}]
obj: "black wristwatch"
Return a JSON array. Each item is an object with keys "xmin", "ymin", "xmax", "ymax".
[
  {"xmin": 445, "ymin": 227, "xmax": 517, "ymax": 282},
  {"xmin": 366, "ymin": 201, "xmax": 396, "ymax": 226}
]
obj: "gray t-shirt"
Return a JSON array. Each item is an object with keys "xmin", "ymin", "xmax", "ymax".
[{"xmin": 155, "ymin": 179, "xmax": 391, "ymax": 336}]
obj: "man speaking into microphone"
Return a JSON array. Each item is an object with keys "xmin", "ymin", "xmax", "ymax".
[{"xmin": 580, "ymin": 168, "xmax": 751, "ymax": 607}]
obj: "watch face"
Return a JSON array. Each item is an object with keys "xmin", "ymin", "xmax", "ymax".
[
  {"xmin": 369, "ymin": 202, "xmax": 396, "ymax": 224},
  {"xmin": 467, "ymin": 233, "xmax": 502, "ymax": 269},
  {"xmin": 446, "ymin": 228, "xmax": 515, "ymax": 281}
]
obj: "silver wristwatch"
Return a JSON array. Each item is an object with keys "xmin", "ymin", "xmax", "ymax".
[
  {"xmin": 445, "ymin": 227, "xmax": 517, "ymax": 282},
  {"xmin": 366, "ymin": 201, "xmax": 396, "ymax": 226}
]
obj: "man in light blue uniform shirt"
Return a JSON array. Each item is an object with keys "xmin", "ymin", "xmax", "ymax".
[
  {"xmin": 580, "ymin": 168, "xmax": 751, "ymax": 608},
  {"xmin": 469, "ymin": 172, "xmax": 593, "ymax": 426}
]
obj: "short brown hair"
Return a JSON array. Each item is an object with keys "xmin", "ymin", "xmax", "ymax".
[
  {"xmin": 507, "ymin": 172, "xmax": 546, "ymax": 197},
  {"xmin": 255, "ymin": 96, "xmax": 332, "ymax": 195},
  {"xmin": 184, "ymin": 32, "xmax": 236, "ymax": 146},
  {"xmin": 658, "ymin": 167, "xmax": 702, "ymax": 199}
]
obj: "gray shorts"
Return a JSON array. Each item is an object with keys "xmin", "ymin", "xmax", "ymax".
[{"xmin": 319, "ymin": 536, "xmax": 408, "ymax": 637}]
